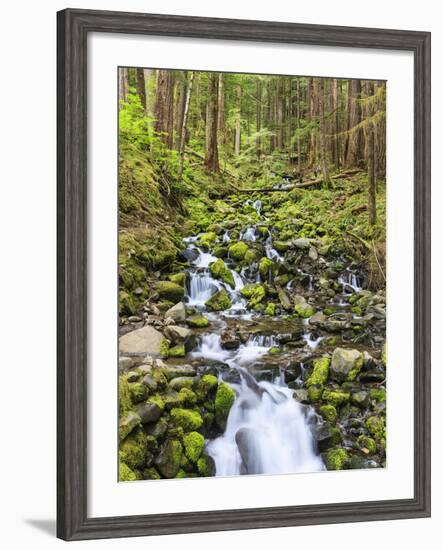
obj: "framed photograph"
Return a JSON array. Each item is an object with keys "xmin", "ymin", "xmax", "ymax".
[{"xmin": 57, "ymin": 8, "xmax": 431, "ymax": 541}]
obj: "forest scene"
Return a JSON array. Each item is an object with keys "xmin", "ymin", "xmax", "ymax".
[{"xmin": 118, "ymin": 67, "xmax": 387, "ymax": 482}]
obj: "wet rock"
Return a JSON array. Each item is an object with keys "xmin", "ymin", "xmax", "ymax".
[
  {"xmin": 155, "ymin": 439, "xmax": 183, "ymax": 478},
  {"xmin": 308, "ymin": 246, "xmax": 318, "ymax": 261},
  {"xmin": 181, "ymin": 248, "xmax": 199, "ymax": 263},
  {"xmin": 235, "ymin": 427, "xmax": 257, "ymax": 473},
  {"xmin": 135, "ymin": 401, "xmax": 162, "ymax": 424},
  {"xmin": 359, "ymin": 369, "xmax": 385, "ymax": 383},
  {"xmin": 161, "ymin": 364, "xmax": 196, "ymax": 380},
  {"xmin": 309, "ymin": 311, "xmax": 326, "ymax": 326},
  {"xmin": 169, "ymin": 376, "xmax": 195, "ymax": 391},
  {"xmin": 277, "ymin": 286, "xmax": 292, "ymax": 311},
  {"xmin": 330, "ymin": 348, "xmax": 363, "ymax": 382},
  {"xmin": 292, "ymin": 237, "xmax": 310, "ymax": 249},
  {"xmin": 220, "ymin": 329, "xmax": 241, "ymax": 350},
  {"xmin": 156, "ymin": 281, "xmax": 185, "ymax": 304},
  {"xmin": 205, "ymin": 289, "xmax": 232, "ymax": 311},
  {"xmin": 119, "ymin": 326, "xmax": 164, "ymax": 357},
  {"xmin": 293, "ymin": 389, "xmax": 309, "ymax": 403},
  {"xmin": 119, "ymin": 411, "xmax": 141, "ymax": 441},
  {"xmin": 316, "ymin": 424, "xmax": 341, "ymax": 452},
  {"xmin": 164, "ymin": 325, "xmax": 191, "ymax": 345},
  {"xmin": 351, "ymin": 390, "xmax": 370, "ymax": 408},
  {"xmin": 186, "ymin": 314, "xmax": 210, "ymax": 328},
  {"xmin": 141, "ymin": 374, "xmax": 157, "ymax": 392},
  {"xmin": 165, "ymin": 301, "xmax": 186, "ymax": 322}
]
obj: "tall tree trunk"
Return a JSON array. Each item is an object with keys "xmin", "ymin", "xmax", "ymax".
[
  {"xmin": 318, "ymin": 79, "xmax": 330, "ymax": 184},
  {"xmin": 135, "ymin": 68, "xmax": 146, "ymax": 112},
  {"xmin": 363, "ymin": 80, "xmax": 376, "ymax": 225},
  {"xmin": 178, "ymin": 72, "xmax": 194, "ymax": 177},
  {"xmin": 287, "ymin": 78, "xmax": 292, "ymax": 164},
  {"xmin": 332, "ymin": 78, "xmax": 340, "ymax": 168},
  {"xmin": 143, "ymin": 69, "xmax": 154, "ymax": 116},
  {"xmin": 174, "ymin": 72, "xmax": 187, "ymax": 151},
  {"xmin": 119, "ymin": 67, "xmax": 128, "ymax": 103},
  {"xmin": 267, "ymin": 80, "xmax": 274, "ymax": 153},
  {"xmin": 308, "ymin": 78, "xmax": 317, "ymax": 167},
  {"xmin": 296, "ymin": 78, "xmax": 302, "ymax": 175},
  {"xmin": 276, "ymin": 79, "xmax": 284, "ymax": 149},
  {"xmin": 346, "ymin": 79, "xmax": 363, "ymax": 167},
  {"xmin": 205, "ymin": 73, "xmax": 220, "ymax": 173},
  {"xmin": 235, "ymin": 84, "xmax": 242, "ymax": 155},
  {"xmin": 218, "ymin": 73, "xmax": 226, "ymax": 146},
  {"xmin": 154, "ymin": 70, "xmax": 175, "ymax": 147},
  {"xmin": 256, "ymin": 79, "xmax": 262, "ymax": 158}
]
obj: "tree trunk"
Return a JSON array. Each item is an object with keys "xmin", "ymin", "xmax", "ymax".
[
  {"xmin": 178, "ymin": 72, "xmax": 194, "ymax": 177},
  {"xmin": 332, "ymin": 79, "xmax": 340, "ymax": 168},
  {"xmin": 276, "ymin": 79, "xmax": 284, "ymax": 149},
  {"xmin": 119, "ymin": 67, "xmax": 128, "ymax": 103},
  {"xmin": 174, "ymin": 72, "xmax": 187, "ymax": 151},
  {"xmin": 205, "ymin": 73, "xmax": 220, "ymax": 173},
  {"xmin": 318, "ymin": 79, "xmax": 330, "ymax": 184},
  {"xmin": 256, "ymin": 79, "xmax": 262, "ymax": 158},
  {"xmin": 135, "ymin": 68, "xmax": 146, "ymax": 112},
  {"xmin": 155, "ymin": 70, "xmax": 175, "ymax": 147},
  {"xmin": 143, "ymin": 69, "xmax": 154, "ymax": 116},
  {"xmin": 218, "ymin": 73, "xmax": 226, "ymax": 146},
  {"xmin": 346, "ymin": 79, "xmax": 363, "ymax": 167},
  {"xmin": 235, "ymin": 84, "xmax": 242, "ymax": 155},
  {"xmin": 296, "ymin": 78, "xmax": 302, "ymax": 175},
  {"xmin": 308, "ymin": 78, "xmax": 317, "ymax": 167},
  {"xmin": 363, "ymin": 81, "xmax": 376, "ymax": 225}
]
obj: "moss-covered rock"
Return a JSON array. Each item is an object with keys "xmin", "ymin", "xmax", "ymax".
[
  {"xmin": 264, "ymin": 302, "xmax": 277, "ymax": 316},
  {"xmin": 215, "ymin": 382, "xmax": 235, "ymax": 430},
  {"xmin": 294, "ymin": 302, "xmax": 315, "ymax": 318},
  {"xmin": 186, "ymin": 314, "xmax": 210, "ymax": 328},
  {"xmin": 322, "ymin": 389, "xmax": 350, "ymax": 407},
  {"xmin": 155, "ymin": 439, "xmax": 183, "ymax": 478},
  {"xmin": 228, "ymin": 241, "xmax": 249, "ymax": 261},
  {"xmin": 128, "ymin": 382, "xmax": 149, "ymax": 403},
  {"xmin": 198, "ymin": 374, "xmax": 218, "ymax": 397},
  {"xmin": 198, "ymin": 231, "xmax": 217, "ymax": 249},
  {"xmin": 357, "ymin": 435, "xmax": 377, "ymax": 455},
  {"xmin": 120, "ymin": 427, "xmax": 148, "ymax": 469},
  {"xmin": 168, "ymin": 344, "xmax": 186, "ymax": 358},
  {"xmin": 143, "ymin": 466, "xmax": 161, "ymax": 480},
  {"xmin": 273, "ymin": 240, "xmax": 292, "ymax": 253},
  {"xmin": 307, "ymin": 384, "xmax": 323, "ymax": 403},
  {"xmin": 370, "ymin": 387, "xmax": 386, "ymax": 403},
  {"xmin": 366, "ymin": 415, "xmax": 385, "ymax": 440},
  {"xmin": 168, "ymin": 272, "xmax": 187, "ymax": 286},
  {"xmin": 197, "ymin": 454, "xmax": 216, "ymax": 477},
  {"xmin": 170, "ymin": 408, "xmax": 203, "ymax": 432},
  {"xmin": 183, "ymin": 431, "xmax": 205, "ymax": 463},
  {"xmin": 330, "ymin": 347, "xmax": 363, "ymax": 382},
  {"xmin": 258, "ymin": 257, "xmax": 277, "ymax": 280},
  {"xmin": 244, "ymin": 248, "xmax": 260, "ymax": 265},
  {"xmin": 205, "ymin": 289, "xmax": 231, "ymax": 311},
  {"xmin": 156, "ymin": 281, "xmax": 185, "ymax": 304},
  {"xmin": 319, "ymin": 404, "xmax": 338, "ymax": 423},
  {"xmin": 323, "ymin": 448, "xmax": 349, "ymax": 470},
  {"xmin": 209, "ymin": 258, "xmax": 235, "ymax": 288},
  {"xmin": 119, "ymin": 375, "xmax": 133, "ymax": 416},
  {"xmin": 159, "ymin": 337, "xmax": 170, "ymax": 358},
  {"xmin": 119, "ymin": 462, "xmax": 137, "ymax": 482},
  {"xmin": 119, "ymin": 411, "xmax": 141, "ymax": 441},
  {"xmin": 305, "ymin": 356, "xmax": 330, "ymax": 388},
  {"xmin": 247, "ymin": 285, "xmax": 266, "ymax": 309}
]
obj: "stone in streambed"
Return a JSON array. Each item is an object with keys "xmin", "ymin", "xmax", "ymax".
[
  {"xmin": 164, "ymin": 325, "xmax": 191, "ymax": 345},
  {"xmin": 209, "ymin": 258, "xmax": 235, "ymax": 288},
  {"xmin": 215, "ymin": 382, "xmax": 236, "ymax": 431},
  {"xmin": 330, "ymin": 348, "xmax": 363, "ymax": 382},
  {"xmin": 119, "ymin": 411, "xmax": 141, "ymax": 441},
  {"xmin": 119, "ymin": 325, "xmax": 164, "ymax": 357},
  {"xmin": 258, "ymin": 257, "xmax": 277, "ymax": 279},
  {"xmin": 292, "ymin": 237, "xmax": 310, "ymax": 250},
  {"xmin": 156, "ymin": 281, "xmax": 185, "ymax": 304},
  {"xmin": 169, "ymin": 376, "xmax": 195, "ymax": 391},
  {"xmin": 305, "ymin": 356, "xmax": 330, "ymax": 387},
  {"xmin": 277, "ymin": 286, "xmax": 292, "ymax": 311},
  {"xmin": 228, "ymin": 241, "xmax": 249, "ymax": 261},
  {"xmin": 295, "ymin": 301, "xmax": 315, "ymax": 318},
  {"xmin": 155, "ymin": 439, "xmax": 183, "ymax": 478},
  {"xmin": 165, "ymin": 301, "xmax": 186, "ymax": 322},
  {"xmin": 183, "ymin": 431, "xmax": 205, "ymax": 463},
  {"xmin": 186, "ymin": 314, "xmax": 209, "ymax": 328},
  {"xmin": 135, "ymin": 400, "xmax": 163, "ymax": 424},
  {"xmin": 316, "ymin": 424, "xmax": 342, "ymax": 452},
  {"xmin": 205, "ymin": 289, "xmax": 231, "ymax": 311}
]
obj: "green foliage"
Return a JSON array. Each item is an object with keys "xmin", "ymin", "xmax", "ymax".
[
  {"xmin": 170, "ymin": 408, "xmax": 203, "ymax": 432},
  {"xmin": 306, "ymin": 356, "xmax": 330, "ymax": 388}
]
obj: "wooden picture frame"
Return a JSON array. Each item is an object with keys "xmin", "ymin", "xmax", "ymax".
[{"xmin": 57, "ymin": 8, "xmax": 431, "ymax": 541}]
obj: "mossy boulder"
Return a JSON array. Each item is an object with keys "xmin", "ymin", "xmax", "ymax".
[
  {"xmin": 319, "ymin": 404, "xmax": 338, "ymax": 423},
  {"xmin": 119, "ymin": 462, "xmax": 137, "ymax": 482},
  {"xmin": 170, "ymin": 408, "xmax": 203, "ymax": 432},
  {"xmin": 186, "ymin": 314, "xmax": 210, "ymax": 328},
  {"xmin": 307, "ymin": 384, "xmax": 323, "ymax": 403},
  {"xmin": 370, "ymin": 387, "xmax": 386, "ymax": 403},
  {"xmin": 168, "ymin": 344, "xmax": 186, "ymax": 358},
  {"xmin": 143, "ymin": 467, "xmax": 161, "ymax": 480},
  {"xmin": 244, "ymin": 248, "xmax": 260, "ymax": 265},
  {"xmin": 119, "ymin": 291, "xmax": 137, "ymax": 316},
  {"xmin": 330, "ymin": 348, "xmax": 363, "ymax": 382},
  {"xmin": 128, "ymin": 382, "xmax": 149, "ymax": 404},
  {"xmin": 244, "ymin": 284, "xmax": 266, "ymax": 309},
  {"xmin": 322, "ymin": 389, "xmax": 350, "ymax": 407},
  {"xmin": 366, "ymin": 415, "xmax": 385, "ymax": 440},
  {"xmin": 168, "ymin": 272, "xmax": 187, "ymax": 287},
  {"xmin": 155, "ymin": 439, "xmax": 183, "ymax": 478},
  {"xmin": 197, "ymin": 454, "xmax": 216, "ymax": 477},
  {"xmin": 258, "ymin": 257, "xmax": 277, "ymax": 279},
  {"xmin": 294, "ymin": 302, "xmax": 315, "ymax": 319},
  {"xmin": 198, "ymin": 374, "xmax": 218, "ymax": 397},
  {"xmin": 119, "ymin": 411, "xmax": 141, "ymax": 441},
  {"xmin": 273, "ymin": 240, "xmax": 292, "ymax": 253},
  {"xmin": 183, "ymin": 431, "xmax": 205, "ymax": 463},
  {"xmin": 215, "ymin": 382, "xmax": 236, "ymax": 430},
  {"xmin": 205, "ymin": 289, "xmax": 231, "ymax": 311},
  {"xmin": 228, "ymin": 241, "xmax": 249, "ymax": 261},
  {"xmin": 305, "ymin": 356, "xmax": 330, "ymax": 388},
  {"xmin": 209, "ymin": 259, "xmax": 235, "ymax": 288},
  {"xmin": 119, "ymin": 376, "xmax": 133, "ymax": 416},
  {"xmin": 323, "ymin": 448, "xmax": 349, "ymax": 470},
  {"xmin": 358, "ymin": 435, "xmax": 377, "ymax": 455},
  {"xmin": 264, "ymin": 302, "xmax": 276, "ymax": 316},
  {"xmin": 156, "ymin": 281, "xmax": 185, "ymax": 304},
  {"xmin": 120, "ymin": 428, "xmax": 148, "ymax": 469},
  {"xmin": 198, "ymin": 231, "xmax": 217, "ymax": 249}
]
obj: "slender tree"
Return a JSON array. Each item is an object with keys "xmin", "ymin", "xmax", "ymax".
[
  {"xmin": 205, "ymin": 73, "xmax": 220, "ymax": 173},
  {"xmin": 234, "ymin": 84, "xmax": 242, "ymax": 155},
  {"xmin": 318, "ymin": 79, "xmax": 330, "ymax": 184}
]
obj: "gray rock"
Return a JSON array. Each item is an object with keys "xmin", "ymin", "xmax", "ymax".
[
  {"xmin": 161, "ymin": 364, "xmax": 197, "ymax": 380},
  {"xmin": 293, "ymin": 389, "xmax": 309, "ymax": 403},
  {"xmin": 155, "ymin": 439, "xmax": 183, "ymax": 478},
  {"xmin": 293, "ymin": 294, "xmax": 306, "ymax": 305},
  {"xmin": 164, "ymin": 325, "xmax": 191, "ymax": 345},
  {"xmin": 309, "ymin": 311, "xmax": 326, "ymax": 326},
  {"xmin": 119, "ymin": 411, "xmax": 141, "ymax": 441},
  {"xmin": 292, "ymin": 237, "xmax": 311, "ymax": 249},
  {"xmin": 126, "ymin": 371, "xmax": 140, "ymax": 383},
  {"xmin": 119, "ymin": 326, "xmax": 164, "ymax": 357},
  {"xmin": 169, "ymin": 376, "xmax": 195, "ymax": 391},
  {"xmin": 351, "ymin": 390, "xmax": 370, "ymax": 408},
  {"xmin": 359, "ymin": 370, "xmax": 385, "ymax": 383},
  {"xmin": 141, "ymin": 374, "xmax": 158, "ymax": 392},
  {"xmin": 277, "ymin": 286, "xmax": 292, "ymax": 311},
  {"xmin": 165, "ymin": 301, "xmax": 187, "ymax": 322},
  {"xmin": 119, "ymin": 356, "xmax": 140, "ymax": 373},
  {"xmin": 308, "ymin": 246, "xmax": 318, "ymax": 261},
  {"xmin": 331, "ymin": 348, "xmax": 363, "ymax": 382},
  {"xmin": 135, "ymin": 401, "xmax": 162, "ymax": 424}
]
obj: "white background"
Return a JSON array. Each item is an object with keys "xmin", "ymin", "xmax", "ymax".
[{"xmin": 0, "ymin": 0, "xmax": 440, "ymax": 548}]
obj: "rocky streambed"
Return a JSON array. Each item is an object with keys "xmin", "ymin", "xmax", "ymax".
[{"xmin": 118, "ymin": 196, "xmax": 386, "ymax": 482}]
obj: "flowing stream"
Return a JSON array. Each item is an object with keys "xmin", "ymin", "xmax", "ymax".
[{"xmin": 183, "ymin": 221, "xmax": 327, "ymax": 476}]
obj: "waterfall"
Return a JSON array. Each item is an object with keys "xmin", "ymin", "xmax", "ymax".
[
  {"xmin": 186, "ymin": 271, "xmax": 222, "ymax": 307},
  {"xmin": 252, "ymin": 199, "xmax": 262, "ymax": 216},
  {"xmin": 338, "ymin": 269, "xmax": 362, "ymax": 293},
  {"xmin": 207, "ymin": 372, "xmax": 324, "ymax": 476},
  {"xmin": 241, "ymin": 226, "xmax": 257, "ymax": 242},
  {"xmin": 265, "ymin": 233, "xmax": 283, "ymax": 263}
]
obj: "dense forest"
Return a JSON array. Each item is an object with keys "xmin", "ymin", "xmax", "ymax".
[{"xmin": 118, "ymin": 68, "xmax": 387, "ymax": 482}]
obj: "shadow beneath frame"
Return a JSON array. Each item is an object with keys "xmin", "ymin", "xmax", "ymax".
[{"xmin": 24, "ymin": 519, "xmax": 56, "ymax": 536}]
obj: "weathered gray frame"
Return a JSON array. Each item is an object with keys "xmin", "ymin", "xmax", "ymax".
[{"xmin": 57, "ymin": 8, "xmax": 431, "ymax": 541}]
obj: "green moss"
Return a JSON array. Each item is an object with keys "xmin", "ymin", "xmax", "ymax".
[
  {"xmin": 244, "ymin": 249, "xmax": 259, "ymax": 265},
  {"xmin": 197, "ymin": 454, "xmax": 215, "ymax": 477},
  {"xmin": 370, "ymin": 388, "xmax": 386, "ymax": 403},
  {"xmin": 149, "ymin": 394, "xmax": 165, "ymax": 412},
  {"xmin": 306, "ymin": 356, "xmax": 330, "ymax": 388},
  {"xmin": 228, "ymin": 241, "xmax": 249, "ymax": 261},
  {"xmin": 128, "ymin": 382, "xmax": 149, "ymax": 404},
  {"xmin": 322, "ymin": 389, "xmax": 350, "ymax": 407},
  {"xmin": 248, "ymin": 285, "xmax": 266, "ymax": 309},
  {"xmin": 151, "ymin": 370, "xmax": 168, "ymax": 390},
  {"xmin": 143, "ymin": 467, "xmax": 161, "ymax": 480},
  {"xmin": 119, "ymin": 462, "xmax": 137, "ymax": 482},
  {"xmin": 258, "ymin": 257, "xmax": 277, "ymax": 279},
  {"xmin": 209, "ymin": 258, "xmax": 235, "ymax": 288},
  {"xmin": 307, "ymin": 384, "xmax": 323, "ymax": 403},
  {"xmin": 273, "ymin": 240, "xmax": 292, "ymax": 253},
  {"xmin": 169, "ymin": 272, "xmax": 187, "ymax": 286},
  {"xmin": 170, "ymin": 408, "xmax": 203, "ymax": 432},
  {"xmin": 199, "ymin": 374, "xmax": 218, "ymax": 396},
  {"xmin": 215, "ymin": 382, "xmax": 235, "ymax": 430},
  {"xmin": 240, "ymin": 283, "xmax": 263, "ymax": 299},
  {"xmin": 366, "ymin": 415, "xmax": 385, "ymax": 440},
  {"xmin": 347, "ymin": 354, "xmax": 364, "ymax": 382},
  {"xmin": 324, "ymin": 448, "xmax": 349, "ymax": 470},
  {"xmin": 177, "ymin": 387, "xmax": 197, "ymax": 407},
  {"xmin": 168, "ymin": 344, "xmax": 186, "ymax": 358},
  {"xmin": 264, "ymin": 302, "xmax": 277, "ymax": 316},
  {"xmin": 294, "ymin": 302, "xmax": 315, "ymax": 318},
  {"xmin": 319, "ymin": 404, "xmax": 338, "ymax": 423},
  {"xmin": 357, "ymin": 435, "xmax": 377, "ymax": 455},
  {"xmin": 120, "ymin": 428, "xmax": 147, "ymax": 469},
  {"xmin": 174, "ymin": 469, "xmax": 188, "ymax": 479},
  {"xmin": 198, "ymin": 231, "xmax": 217, "ymax": 249},
  {"xmin": 381, "ymin": 343, "xmax": 387, "ymax": 368},
  {"xmin": 156, "ymin": 281, "xmax": 185, "ymax": 303},
  {"xmin": 160, "ymin": 337, "xmax": 170, "ymax": 358},
  {"xmin": 119, "ymin": 375, "xmax": 133, "ymax": 416},
  {"xmin": 186, "ymin": 314, "xmax": 210, "ymax": 328},
  {"xmin": 119, "ymin": 291, "xmax": 137, "ymax": 316},
  {"xmin": 205, "ymin": 289, "xmax": 231, "ymax": 311},
  {"xmin": 183, "ymin": 431, "xmax": 205, "ymax": 463}
]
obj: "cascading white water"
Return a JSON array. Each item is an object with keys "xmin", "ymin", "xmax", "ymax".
[
  {"xmin": 207, "ymin": 373, "xmax": 325, "ymax": 476},
  {"xmin": 186, "ymin": 271, "xmax": 222, "ymax": 307},
  {"xmin": 241, "ymin": 226, "xmax": 257, "ymax": 242},
  {"xmin": 338, "ymin": 270, "xmax": 362, "ymax": 293},
  {"xmin": 302, "ymin": 332, "xmax": 324, "ymax": 349},
  {"xmin": 252, "ymin": 199, "xmax": 262, "ymax": 215},
  {"xmin": 265, "ymin": 233, "xmax": 283, "ymax": 263}
]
